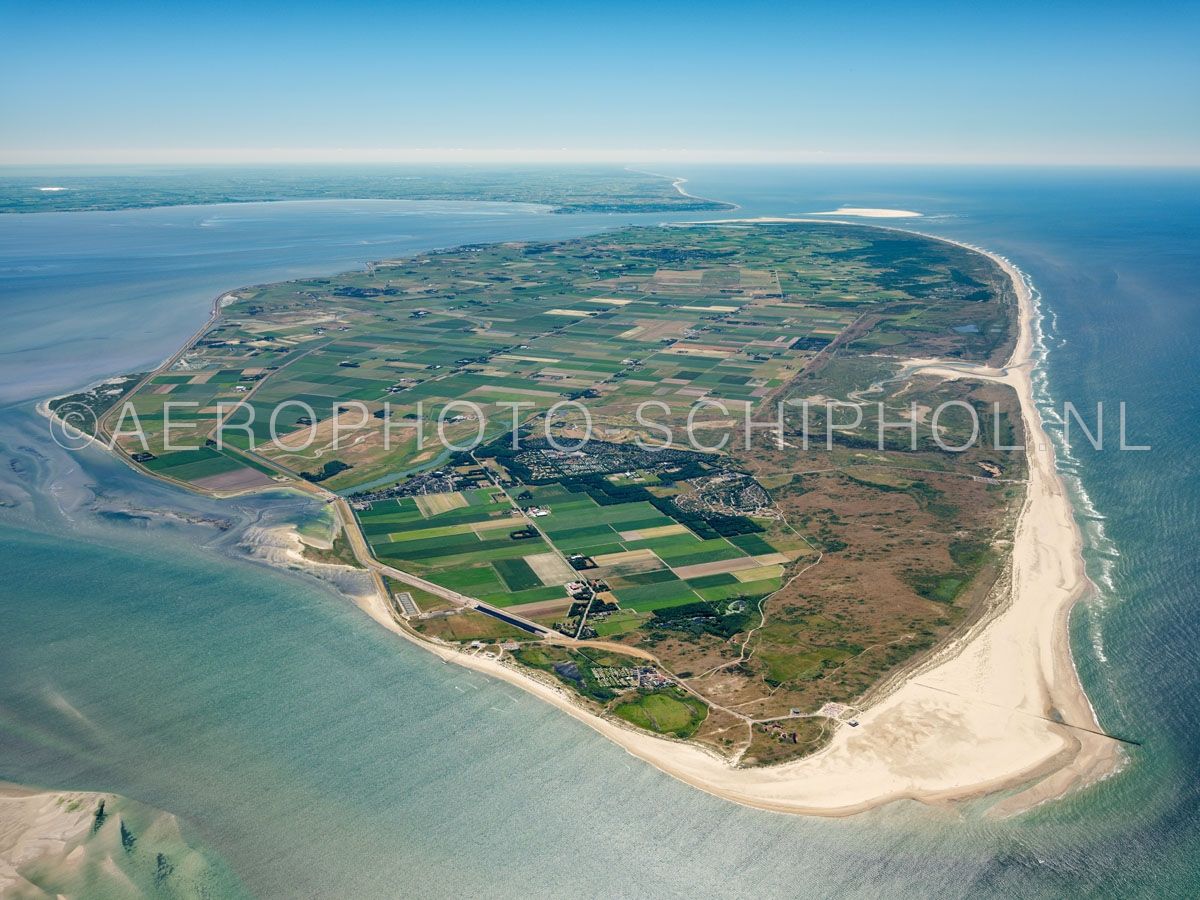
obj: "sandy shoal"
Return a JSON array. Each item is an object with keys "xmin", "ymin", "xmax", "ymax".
[
  {"xmin": 806, "ymin": 208, "xmax": 924, "ymax": 218},
  {"xmin": 0, "ymin": 786, "xmax": 102, "ymax": 893}
]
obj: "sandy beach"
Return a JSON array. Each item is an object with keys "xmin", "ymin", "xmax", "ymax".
[{"xmin": 343, "ymin": 225, "xmax": 1118, "ymax": 816}]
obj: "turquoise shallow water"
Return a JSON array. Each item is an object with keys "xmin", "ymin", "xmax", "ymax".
[{"xmin": 1, "ymin": 175, "xmax": 1197, "ymax": 897}]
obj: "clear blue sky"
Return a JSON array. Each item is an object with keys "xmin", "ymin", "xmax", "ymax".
[{"xmin": 3, "ymin": 0, "xmax": 1197, "ymax": 165}]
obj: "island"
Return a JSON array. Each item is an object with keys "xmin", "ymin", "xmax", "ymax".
[
  {"xmin": 0, "ymin": 167, "xmax": 733, "ymax": 215},
  {"xmin": 49, "ymin": 218, "xmax": 1118, "ymax": 814}
]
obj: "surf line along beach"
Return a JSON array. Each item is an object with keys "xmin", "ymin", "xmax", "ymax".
[{"xmin": 44, "ymin": 221, "xmax": 1122, "ymax": 817}]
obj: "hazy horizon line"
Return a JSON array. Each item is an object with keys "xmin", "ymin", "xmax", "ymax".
[{"xmin": 2, "ymin": 149, "xmax": 1198, "ymax": 169}]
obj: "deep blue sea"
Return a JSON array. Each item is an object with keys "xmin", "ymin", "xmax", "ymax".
[{"xmin": 0, "ymin": 169, "xmax": 1196, "ymax": 897}]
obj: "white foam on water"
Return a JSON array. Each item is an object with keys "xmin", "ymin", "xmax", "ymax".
[{"xmin": 1022, "ymin": 266, "xmax": 1122, "ymax": 666}]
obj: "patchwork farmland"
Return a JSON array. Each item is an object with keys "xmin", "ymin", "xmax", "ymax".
[
  {"xmin": 357, "ymin": 477, "xmax": 805, "ymax": 623},
  {"xmin": 76, "ymin": 222, "xmax": 1024, "ymax": 765}
]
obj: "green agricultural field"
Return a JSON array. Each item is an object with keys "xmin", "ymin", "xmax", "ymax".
[
  {"xmin": 493, "ymin": 558, "xmax": 543, "ymax": 592},
  {"xmin": 591, "ymin": 610, "xmax": 650, "ymax": 637},
  {"xmin": 613, "ymin": 689, "xmax": 708, "ymax": 738},
  {"xmin": 106, "ymin": 222, "xmax": 1013, "ymax": 490}
]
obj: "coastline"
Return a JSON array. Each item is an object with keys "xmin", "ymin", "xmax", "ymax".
[
  {"xmin": 625, "ymin": 168, "xmax": 739, "ymax": 211},
  {"xmin": 39, "ymin": 220, "xmax": 1118, "ymax": 818}
]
